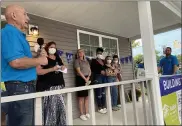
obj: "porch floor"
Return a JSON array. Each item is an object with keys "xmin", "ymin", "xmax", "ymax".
[{"xmin": 73, "ymin": 100, "xmax": 152, "ymax": 125}]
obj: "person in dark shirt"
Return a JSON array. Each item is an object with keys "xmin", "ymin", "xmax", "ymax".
[
  {"xmin": 36, "ymin": 41, "xmax": 67, "ymax": 125},
  {"xmin": 91, "ymin": 47, "xmax": 107, "ymax": 114}
]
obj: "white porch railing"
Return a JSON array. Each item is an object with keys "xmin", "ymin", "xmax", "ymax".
[{"xmin": 1, "ymin": 78, "xmax": 155, "ymax": 125}]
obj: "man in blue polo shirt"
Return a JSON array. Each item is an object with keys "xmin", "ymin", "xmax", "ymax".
[
  {"xmin": 1, "ymin": 5, "xmax": 48, "ymax": 126},
  {"xmin": 158, "ymin": 47, "xmax": 178, "ymax": 75}
]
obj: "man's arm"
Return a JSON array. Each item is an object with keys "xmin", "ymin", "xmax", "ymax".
[
  {"xmin": 158, "ymin": 66, "xmax": 161, "ymax": 73},
  {"xmin": 158, "ymin": 59, "xmax": 163, "ymax": 73},
  {"xmin": 9, "ymin": 57, "xmax": 47, "ymax": 69},
  {"xmin": 173, "ymin": 65, "xmax": 178, "ymax": 74},
  {"xmin": 172, "ymin": 56, "xmax": 179, "ymax": 74}
]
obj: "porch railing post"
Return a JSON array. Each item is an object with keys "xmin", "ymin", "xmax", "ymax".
[
  {"xmin": 120, "ymin": 85, "xmax": 127, "ymax": 125},
  {"xmin": 140, "ymin": 81, "xmax": 148, "ymax": 125},
  {"xmin": 147, "ymin": 80, "xmax": 156, "ymax": 124},
  {"xmin": 66, "ymin": 93, "xmax": 73, "ymax": 125},
  {"xmin": 35, "ymin": 97, "xmax": 42, "ymax": 125},
  {"xmin": 106, "ymin": 86, "xmax": 113, "ymax": 125},
  {"xmin": 89, "ymin": 89, "xmax": 96, "ymax": 125},
  {"xmin": 132, "ymin": 83, "xmax": 139, "ymax": 125}
]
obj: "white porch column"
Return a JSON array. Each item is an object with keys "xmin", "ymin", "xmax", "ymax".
[{"xmin": 138, "ymin": 1, "xmax": 164, "ymax": 125}]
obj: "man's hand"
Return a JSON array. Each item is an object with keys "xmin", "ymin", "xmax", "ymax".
[
  {"xmin": 40, "ymin": 48, "xmax": 48, "ymax": 57},
  {"xmin": 37, "ymin": 56, "xmax": 48, "ymax": 66}
]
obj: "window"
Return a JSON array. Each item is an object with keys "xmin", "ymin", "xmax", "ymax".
[
  {"xmin": 1, "ymin": 15, "xmax": 7, "ymax": 29},
  {"xmin": 77, "ymin": 30, "xmax": 119, "ymax": 58}
]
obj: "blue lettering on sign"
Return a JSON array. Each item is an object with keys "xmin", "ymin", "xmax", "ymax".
[{"xmin": 160, "ymin": 75, "xmax": 182, "ymax": 96}]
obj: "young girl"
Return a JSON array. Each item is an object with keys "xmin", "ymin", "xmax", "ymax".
[
  {"xmin": 112, "ymin": 55, "xmax": 122, "ymax": 107},
  {"xmin": 105, "ymin": 56, "xmax": 120, "ymax": 111}
]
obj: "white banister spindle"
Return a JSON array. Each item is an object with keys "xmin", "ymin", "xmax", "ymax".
[
  {"xmin": 120, "ymin": 85, "xmax": 127, "ymax": 125},
  {"xmin": 132, "ymin": 83, "xmax": 139, "ymax": 125},
  {"xmin": 66, "ymin": 93, "xmax": 73, "ymax": 125},
  {"xmin": 106, "ymin": 86, "xmax": 113, "ymax": 125},
  {"xmin": 35, "ymin": 97, "xmax": 42, "ymax": 125},
  {"xmin": 89, "ymin": 89, "xmax": 96, "ymax": 125},
  {"xmin": 141, "ymin": 81, "xmax": 148, "ymax": 125},
  {"xmin": 146, "ymin": 80, "xmax": 155, "ymax": 125}
]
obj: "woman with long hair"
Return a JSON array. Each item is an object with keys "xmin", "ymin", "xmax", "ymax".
[
  {"xmin": 36, "ymin": 41, "xmax": 67, "ymax": 125},
  {"xmin": 74, "ymin": 49, "xmax": 91, "ymax": 121}
]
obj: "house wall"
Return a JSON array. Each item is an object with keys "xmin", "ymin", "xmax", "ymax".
[{"xmin": 1, "ymin": 8, "xmax": 134, "ymax": 118}]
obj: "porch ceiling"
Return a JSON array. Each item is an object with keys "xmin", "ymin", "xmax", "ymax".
[{"xmin": 1, "ymin": 1, "xmax": 181, "ymax": 38}]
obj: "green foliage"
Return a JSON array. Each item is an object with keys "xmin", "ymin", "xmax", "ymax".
[
  {"xmin": 177, "ymin": 54, "xmax": 181, "ymax": 64},
  {"xmin": 131, "ymin": 40, "xmax": 140, "ymax": 48},
  {"xmin": 133, "ymin": 50, "xmax": 162, "ymax": 68}
]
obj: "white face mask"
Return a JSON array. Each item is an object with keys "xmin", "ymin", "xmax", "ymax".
[
  {"xmin": 107, "ymin": 60, "xmax": 112, "ymax": 64},
  {"xmin": 48, "ymin": 48, "xmax": 56, "ymax": 54},
  {"xmin": 97, "ymin": 54, "xmax": 103, "ymax": 59},
  {"xmin": 114, "ymin": 60, "xmax": 118, "ymax": 63}
]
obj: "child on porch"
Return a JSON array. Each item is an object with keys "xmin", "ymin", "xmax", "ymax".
[
  {"xmin": 112, "ymin": 55, "xmax": 122, "ymax": 108},
  {"xmin": 105, "ymin": 56, "xmax": 120, "ymax": 111}
]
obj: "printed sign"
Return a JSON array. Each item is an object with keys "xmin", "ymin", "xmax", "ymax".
[{"xmin": 160, "ymin": 75, "xmax": 182, "ymax": 125}]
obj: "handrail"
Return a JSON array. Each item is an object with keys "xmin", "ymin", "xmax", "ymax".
[{"xmin": 1, "ymin": 78, "xmax": 152, "ymax": 103}]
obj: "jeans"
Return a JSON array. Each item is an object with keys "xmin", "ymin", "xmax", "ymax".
[
  {"xmin": 106, "ymin": 76, "xmax": 118, "ymax": 107},
  {"xmin": 5, "ymin": 81, "xmax": 35, "ymax": 126},
  {"xmin": 94, "ymin": 75, "xmax": 106, "ymax": 109}
]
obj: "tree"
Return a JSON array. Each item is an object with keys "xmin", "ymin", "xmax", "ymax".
[
  {"xmin": 133, "ymin": 50, "xmax": 162, "ymax": 68},
  {"xmin": 176, "ymin": 54, "xmax": 182, "ymax": 64},
  {"xmin": 131, "ymin": 40, "xmax": 140, "ymax": 48}
]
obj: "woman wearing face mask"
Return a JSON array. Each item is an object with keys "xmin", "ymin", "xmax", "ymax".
[
  {"xmin": 112, "ymin": 55, "xmax": 122, "ymax": 108},
  {"xmin": 36, "ymin": 41, "xmax": 67, "ymax": 126},
  {"xmin": 91, "ymin": 47, "xmax": 107, "ymax": 114},
  {"xmin": 105, "ymin": 56, "xmax": 120, "ymax": 111},
  {"xmin": 74, "ymin": 49, "xmax": 91, "ymax": 121}
]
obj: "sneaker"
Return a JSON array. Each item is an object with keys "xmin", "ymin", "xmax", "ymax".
[
  {"xmin": 80, "ymin": 115, "xmax": 87, "ymax": 121},
  {"xmin": 117, "ymin": 104, "xmax": 121, "ymax": 108},
  {"xmin": 98, "ymin": 109, "xmax": 106, "ymax": 114},
  {"xmin": 112, "ymin": 107, "xmax": 118, "ymax": 111},
  {"xmin": 116, "ymin": 106, "xmax": 121, "ymax": 110},
  {"xmin": 103, "ymin": 108, "xmax": 107, "ymax": 113},
  {"xmin": 85, "ymin": 113, "xmax": 90, "ymax": 119}
]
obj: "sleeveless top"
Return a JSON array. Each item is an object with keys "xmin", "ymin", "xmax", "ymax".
[{"xmin": 36, "ymin": 57, "xmax": 65, "ymax": 91}]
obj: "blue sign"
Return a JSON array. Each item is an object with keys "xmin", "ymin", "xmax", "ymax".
[{"xmin": 159, "ymin": 75, "xmax": 182, "ymax": 96}]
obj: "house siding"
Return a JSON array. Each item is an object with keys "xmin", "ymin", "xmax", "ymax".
[{"xmin": 1, "ymin": 8, "xmax": 134, "ymax": 118}]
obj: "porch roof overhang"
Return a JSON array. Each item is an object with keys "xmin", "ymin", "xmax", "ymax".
[{"xmin": 2, "ymin": 1, "xmax": 181, "ymax": 39}]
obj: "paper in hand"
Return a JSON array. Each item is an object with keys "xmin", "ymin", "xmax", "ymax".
[{"xmin": 57, "ymin": 68, "xmax": 67, "ymax": 73}]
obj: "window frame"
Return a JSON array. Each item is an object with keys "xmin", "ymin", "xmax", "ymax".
[
  {"xmin": 77, "ymin": 29, "xmax": 120, "ymax": 59},
  {"xmin": 1, "ymin": 15, "xmax": 6, "ymax": 21}
]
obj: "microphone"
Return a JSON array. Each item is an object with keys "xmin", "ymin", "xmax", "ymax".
[
  {"xmin": 37, "ymin": 38, "xmax": 44, "ymax": 50},
  {"xmin": 34, "ymin": 38, "xmax": 45, "ymax": 57}
]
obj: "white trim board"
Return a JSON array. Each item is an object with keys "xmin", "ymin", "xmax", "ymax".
[
  {"xmin": 160, "ymin": 1, "xmax": 181, "ymax": 18},
  {"xmin": 1, "ymin": 15, "xmax": 6, "ymax": 21}
]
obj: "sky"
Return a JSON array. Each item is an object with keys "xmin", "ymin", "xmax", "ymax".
[{"xmin": 132, "ymin": 28, "xmax": 181, "ymax": 57}]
